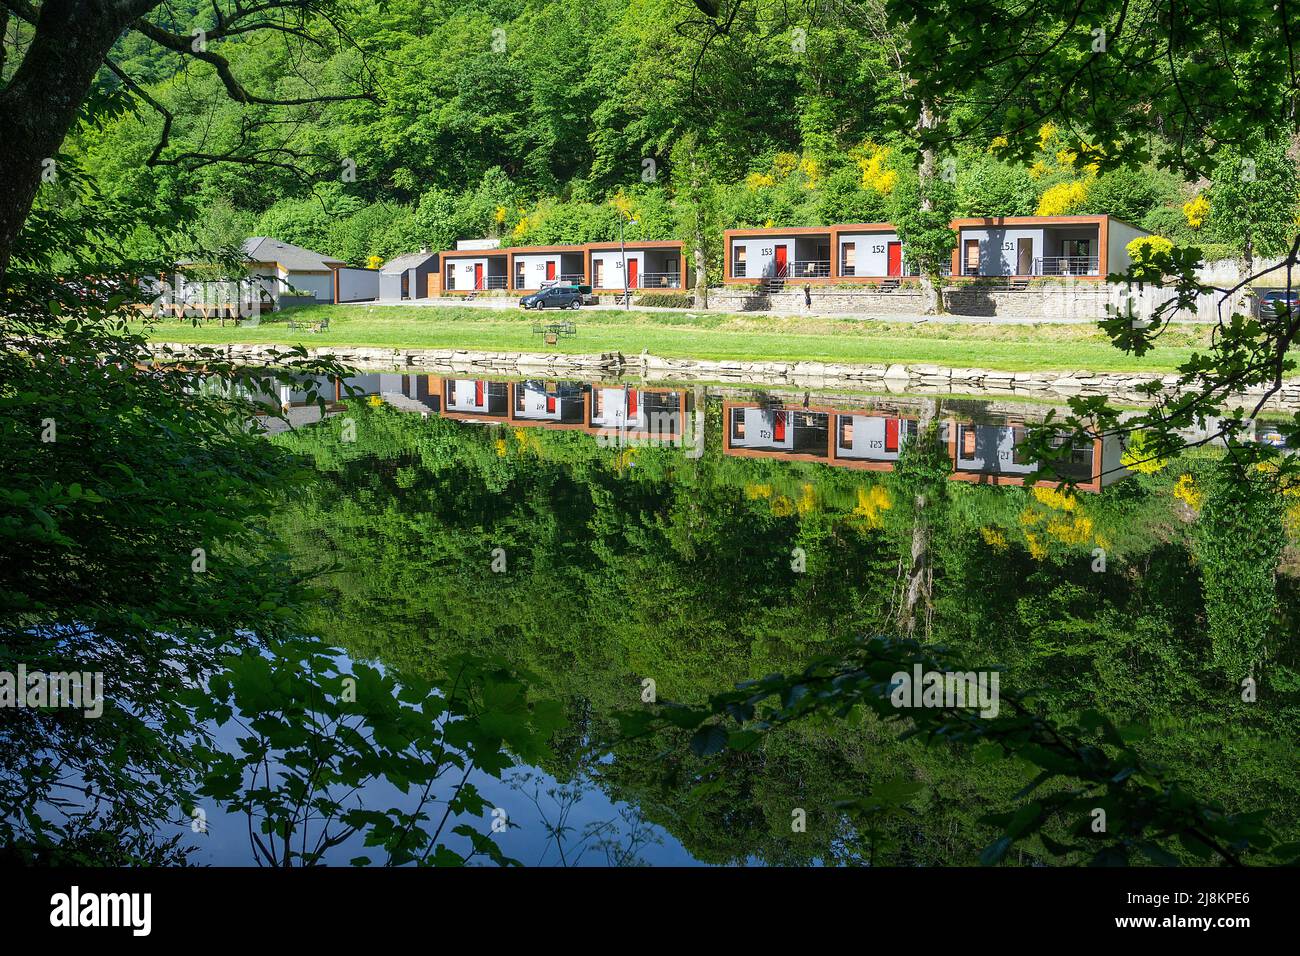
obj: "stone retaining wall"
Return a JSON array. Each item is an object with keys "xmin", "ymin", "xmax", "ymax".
[{"xmin": 151, "ymin": 342, "xmax": 1300, "ymax": 411}]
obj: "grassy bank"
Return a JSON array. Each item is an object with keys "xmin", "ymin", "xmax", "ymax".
[{"xmin": 142, "ymin": 304, "xmax": 1220, "ymax": 372}]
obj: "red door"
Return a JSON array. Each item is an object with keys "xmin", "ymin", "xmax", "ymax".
[
  {"xmin": 627, "ymin": 259, "xmax": 638, "ymax": 288},
  {"xmin": 774, "ymin": 246, "xmax": 788, "ymax": 277},
  {"xmin": 885, "ymin": 418, "xmax": 900, "ymax": 453},
  {"xmin": 473, "ymin": 263, "xmax": 484, "ymax": 290},
  {"xmin": 546, "ymin": 261, "xmax": 556, "ymax": 281},
  {"xmin": 887, "ymin": 242, "xmax": 902, "ymax": 277}
]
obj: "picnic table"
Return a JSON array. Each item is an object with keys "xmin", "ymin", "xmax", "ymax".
[
  {"xmin": 287, "ymin": 316, "xmax": 330, "ymax": 333},
  {"xmin": 531, "ymin": 319, "xmax": 576, "ymax": 346}
]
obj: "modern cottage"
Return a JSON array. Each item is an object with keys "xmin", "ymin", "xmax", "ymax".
[
  {"xmin": 722, "ymin": 215, "xmax": 1149, "ymax": 288},
  {"xmin": 950, "ymin": 215, "xmax": 1147, "ymax": 279},
  {"xmin": 431, "ymin": 240, "xmax": 689, "ymax": 295},
  {"xmin": 379, "ymin": 250, "xmax": 439, "ymax": 300}
]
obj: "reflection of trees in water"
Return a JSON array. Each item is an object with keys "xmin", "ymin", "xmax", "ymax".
[
  {"xmin": 270, "ymin": 404, "xmax": 1300, "ymax": 866},
  {"xmin": 507, "ymin": 770, "xmax": 662, "ymax": 867}
]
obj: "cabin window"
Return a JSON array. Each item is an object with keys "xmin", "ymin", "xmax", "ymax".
[
  {"xmin": 733, "ymin": 246, "xmax": 747, "ymax": 278},
  {"xmin": 515, "ymin": 262, "xmax": 526, "ymax": 287},
  {"xmin": 730, "ymin": 407, "xmax": 746, "ymax": 439},
  {"xmin": 964, "ymin": 240, "xmax": 980, "ymax": 275},
  {"xmin": 445, "ymin": 265, "xmax": 456, "ymax": 290},
  {"xmin": 841, "ymin": 243, "xmax": 856, "ymax": 276}
]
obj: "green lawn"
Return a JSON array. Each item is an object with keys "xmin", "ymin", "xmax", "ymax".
[{"xmin": 142, "ymin": 304, "xmax": 1219, "ymax": 372}]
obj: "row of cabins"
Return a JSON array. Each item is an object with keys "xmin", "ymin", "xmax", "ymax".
[
  {"xmin": 724, "ymin": 215, "xmax": 1149, "ymax": 288},
  {"xmin": 281, "ymin": 374, "xmax": 1125, "ymax": 489},
  {"xmin": 159, "ymin": 214, "xmax": 1148, "ymax": 309}
]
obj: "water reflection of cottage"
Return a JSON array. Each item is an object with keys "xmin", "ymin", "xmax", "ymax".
[
  {"xmin": 829, "ymin": 412, "xmax": 920, "ymax": 470},
  {"xmin": 588, "ymin": 387, "xmax": 686, "ymax": 440},
  {"xmin": 440, "ymin": 378, "xmax": 510, "ymax": 422},
  {"xmin": 946, "ymin": 422, "xmax": 1126, "ymax": 491},
  {"xmin": 510, "ymin": 380, "xmax": 588, "ymax": 428},
  {"xmin": 724, "ymin": 402, "xmax": 831, "ymax": 461}
]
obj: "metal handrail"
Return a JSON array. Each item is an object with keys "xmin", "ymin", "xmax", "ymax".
[
  {"xmin": 790, "ymin": 259, "xmax": 831, "ymax": 278},
  {"xmin": 1037, "ymin": 256, "xmax": 1100, "ymax": 276},
  {"xmin": 639, "ymin": 272, "xmax": 682, "ymax": 288}
]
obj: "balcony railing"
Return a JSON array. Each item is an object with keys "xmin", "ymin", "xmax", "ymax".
[
  {"xmin": 638, "ymin": 272, "xmax": 682, "ymax": 289},
  {"xmin": 559, "ymin": 273, "xmax": 585, "ymax": 284},
  {"xmin": 790, "ymin": 259, "xmax": 831, "ymax": 278},
  {"xmin": 1038, "ymin": 255, "xmax": 1099, "ymax": 276}
]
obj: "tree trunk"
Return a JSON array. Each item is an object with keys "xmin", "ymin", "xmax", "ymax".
[
  {"xmin": 897, "ymin": 402, "xmax": 937, "ymax": 638},
  {"xmin": 0, "ymin": 0, "xmax": 144, "ymax": 285},
  {"xmin": 693, "ymin": 235, "xmax": 708, "ymax": 309},
  {"xmin": 916, "ymin": 99, "xmax": 946, "ymax": 315}
]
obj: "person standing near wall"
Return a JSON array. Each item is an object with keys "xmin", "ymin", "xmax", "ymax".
[{"xmin": 804, "ymin": 284, "xmax": 812, "ymax": 310}]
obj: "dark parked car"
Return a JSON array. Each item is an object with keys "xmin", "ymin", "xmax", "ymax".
[
  {"xmin": 520, "ymin": 285, "xmax": 583, "ymax": 310},
  {"xmin": 1255, "ymin": 288, "xmax": 1300, "ymax": 323}
]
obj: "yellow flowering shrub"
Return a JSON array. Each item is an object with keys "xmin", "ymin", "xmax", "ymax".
[
  {"xmin": 744, "ymin": 483, "xmax": 773, "ymax": 499},
  {"xmin": 1036, "ymin": 180, "xmax": 1089, "ymax": 216},
  {"xmin": 745, "ymin": 172, "xmax": 776, "ymax": 190},
  {"xmin": 609, "ymin": 190, "xmax": 635, "ymax": 220},
  {"xmin": 366, "ymin": 255, "xmax": 383, "ymax": 270},
  {"xmin": 799, "ymin": 155, "xmax": 822, "ymax": 190},
  {"xmin": 773, "ymin": 152, "xmax": 799, "ymax": 178},
  {"xmin": 853, "ymin": 141, "xmax": 897, "ymax": 194},
  {"xmin": 1037, "ymin": 122, "xmax": 1058, "ymax": 150},
  {"xmin": 1183, "ymin": 194, "xmax": 1210, "ymax": 229}
]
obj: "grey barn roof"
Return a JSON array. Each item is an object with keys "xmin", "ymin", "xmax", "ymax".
[
  {"xmin": 380, "ymin": 251, "xmax": 439, "ymax": 275},
  {"xmin": 241, "ymin": 237, "xmax": 343, "ymax": 271}
]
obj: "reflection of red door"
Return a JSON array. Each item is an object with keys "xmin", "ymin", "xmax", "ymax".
[
  {"xmin": 627, "ymin": 389, "xmax": 638, "ymax": 416},
  {"xmin": 627, "ymin": 259, "xmax": 638, "ymax": 288},
  {"xmin": 774, "ymin": 246, "xmax": 788, "ymax": 276},
  {"xmin": 474, "ymin": 381, "xmax": 484, "ymax": 406},
  {"xmin": 885, "ymin": 418, "xmax": 900, "ymax": 452},
  {"xmin": 773, "ymin": 411, "xmax": 787, "ymax": 442},
  {"xmin": 546, "ymin": 395, "xmax": 556, "ymax": 413},
  {"xmin": 887, "ymin": 242, "xmax": 902, "ymax": 277},
  {"xmin": 473, "ymin": 263, "xmax": 484, "ymax": 289},
  {"xmin": 546, "ymin": 261, "xmax": 556, "ymax": 280}
]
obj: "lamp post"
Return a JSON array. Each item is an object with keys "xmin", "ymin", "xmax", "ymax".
[{"xmin": 620, "ymin": 217, "xmax": 637, "ymax": 310}]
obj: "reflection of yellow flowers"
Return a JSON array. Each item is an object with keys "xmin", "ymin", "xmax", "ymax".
[
  {"xmin": 770, "ymin": 495, "xmax": 796, "ymax": 517},
  {"xmin": 797, "ymin": 483, "xmax": 817, "ymax": 515},
  {"xmin": 1173, "ymin": 474, "xmax": 1202, "ymax": 510},
  {"xmin": 1046, "ymin": 513, "xmax": 1094, "ymax": 545},
  {"xmin": 852, "ymin": 484, "xmax": 893, "ymax": 528},
  {"xmin": 367, "ymin": 394, "xmax": 384, "ymax": 408},
  {"xmin": 979, "ymin": 526, "xmax": 1009, "ymax": 551},
  {"xmin": 614, "ymin": 446, "xmax": 638, "ymax": 471},
  {"xmin": 1024, "ymin": 532, "xmax": 1048, "ymax": 561},
  {"xmin": 495, "ymin": 438, "xmax": 508, "ymax": 457},
  {"xmin": 744, "ymin": 483, "xmax": 773, "ymax": 499},
  {"xmin": 1032, "ymin": 486, "xmax": 1078, "ymax": 511},
  {"xmin": 1183, "ymin": 194, "xmax": 1210, "ymax": 229},
  {"xmin": 1036, "ymin": 180, "xmax": 1089, "ymax": 216}
]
